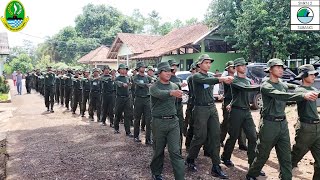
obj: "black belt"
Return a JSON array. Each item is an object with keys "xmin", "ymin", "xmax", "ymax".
[
  {"xmin": 153, "ymin": 115, "xmax": 175, "ymax": 119},
  {"xmin": 92, "ymin": 91, "xmax": 100, "ymax": 93},
  {"xmin": 264, "ymin": 115, "xmax": 286, "ymax": 122},
  {"xmin": 232, "ymin": 106, "xmax": 249, "ymax": 110},
  {"xmin": 136, "ymin": 95, "xmax": 150, "ymax": 98},
  {"xmin": 84, "ymin": 90, "xmax": 90, "ymax": 92},
  {"xmin": 117, "ymin": 95, "xmax": 129, "ymax": 98},
  {"xmin": 194, "ymin": 102, "xmax": 215, "ymax": 106},
  {"xmin": 299, "ymin": 118, "xmax": 320, "ymax": 124}
]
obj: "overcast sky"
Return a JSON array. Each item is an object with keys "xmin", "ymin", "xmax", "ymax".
[{"xmin": 0, "ymin": 0, "xmax": 211, "ymax": 47}]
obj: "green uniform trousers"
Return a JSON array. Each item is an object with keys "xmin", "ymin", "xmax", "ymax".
[
  {"xmin": 114, "ymin": 96, "xmax": 133, "ymax": 133},
  {"xmin": 187, "ymin": 105, "xmax": 221, "ymax": 165},
  {"xmin": 101, "ymin": 94, "xmax": 114, "ymax": 124},
  {"xmin": 150, "ymin": 117, "xmax": 184, "ymax": 180},
  {"xmin": 185, "ymin": 103, "xmax": 194, "ymax": 150},
  {"xmin": 60, "ymin": 85, "xmax": 65, "ymax": 105},
  {"xmin": 44, "ymin": 86, "xmax": 55, "ymax": 109},
  {"xmin": 248, "ymin": 119, "xmax": 292, "ymax": 179},
  {"xmin": 55, "ymin": 84, "xmax": 60, "ymax": 103},
  {"xmin": 292, "ymin": 121, "xmax": 320, "ymax": 180},
  {"xmin": 88, "ymin": 92, "xmax": 101, "ymax": 121},
  {"xmin": 220, "ymin": 104, "xmax": 247, "ymax": 146},
  {"xmin": 64, "ymin": 86, "xmax": 72, "ymax": 108},
  {"xmin": 176, "ymin": 102, "xmax": 184, "ymax": 148},
  {"xmin": 81, "ymin": 91, "xmax": 90, "ymax": 115},
  {"xmin": 134, "ymin": 96, "xmax": 151, "ymax": 140},
  {"xmin": 72, "ymin": 90, "xmax": 82, "ymax": 113},
  {"xmin": 222, "ymin": 108, "xmax": 256, "ymax": 164}
]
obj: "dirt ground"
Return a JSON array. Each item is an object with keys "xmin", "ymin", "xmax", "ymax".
[{"xmin": 0, "ymin": 80, "xmax": 316, "ymax": 180}]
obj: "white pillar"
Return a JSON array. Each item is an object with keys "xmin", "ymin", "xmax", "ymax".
[
  {"xmin": 0, "ymin": 56, "xmax": 5, "ymax": 76},
  {"xmin": 126, "ymin": 55, "xmax": 129, "ymax": 66}
]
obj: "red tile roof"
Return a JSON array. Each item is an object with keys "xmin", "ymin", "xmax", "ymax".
[
  {"xmin": 107, "ymin": 33, "xmax": 161, "ymax": 59},
  {"xmin": 78, "ymin": 45, "xmax": 116, "ymax": 64},
  {"xmin": 132, "ymin": 24, "xmax": 209, "ymax": 59}
]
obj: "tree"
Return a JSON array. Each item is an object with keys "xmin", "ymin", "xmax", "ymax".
[
  {"xmin": 8, "ymin": 54, "xmax": 34, "ymax": 73},
  {"xmin": 145, "ymin": 10, "xmax": 161, "ymax": 34}
]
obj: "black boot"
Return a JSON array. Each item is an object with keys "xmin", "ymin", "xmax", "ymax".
[
  {"xmin": 222, "ymin": 159, "xmax": 234, "ymax": 167},
  {"xmin": 245, "ymin": 174, "xmax": 257, "ymax": 180},
  {"xmin": 185, "ymin": 158, "xmax": 197, "ymax": 172},
  {"xmin": 239, "ymin": 145, "xmax": 248, "ymax": 151},
  {"xmin": 152, "ymin": 174, "xmax": 163, "ymax": 180},
  {"xmin": 211, "ymin": 165, "xmax": 228, "ymax": 179}
]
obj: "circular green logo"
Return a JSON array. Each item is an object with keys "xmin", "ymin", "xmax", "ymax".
[{"xmin": 1, "ymin": 0, "xmax": 29, "ymax": 32}]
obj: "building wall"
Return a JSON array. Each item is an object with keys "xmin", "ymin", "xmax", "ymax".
[
  {"xmin": 118, "ymin": 44, "xmax": 133, "ymax": 57},
  {"xmin": 161, "ymin": 52, "xmax": 243, "ymax": 72}
]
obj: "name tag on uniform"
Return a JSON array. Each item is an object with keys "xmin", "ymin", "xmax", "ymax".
[
  {"xmin": 139, "ymin": 80, "xmax": 144, "ymax": 83},
  {"xmin": 203, "ymin": 84, "xmax": 209, "ymax": 89},
  {"xmin": 93, "ymin": 82, "xmax": 97, "ymax": 86}
]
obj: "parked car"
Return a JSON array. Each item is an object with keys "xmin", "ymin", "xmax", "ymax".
[
  {"xmin": 176, "ymin": 71, "xmax": 220, "ymax": 104},
  {"xmin": 246, "ymin": 63, "xmax": 299, "ymax": 109}
]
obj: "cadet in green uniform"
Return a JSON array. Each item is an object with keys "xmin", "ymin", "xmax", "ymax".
[
  {"xmin": 291, "ymin": 64, "xmax": 320, "ymax": 180},
  {"xmin": 141, "ymin": 66, "xmax": 156, "ymax": 131},
  {"xmin": 81, "ymin": 70, "xmax": 91, "ymax": 117},
  {"xmin": 88, "ymin": 68, "xmax": 102, "ymax": 122},
  {"xmin": 246, "ymin": 59, "xmax": 319, "ymax": 180},
  {"xmin": 100, "ymin": 65, "xmax": 115, "ymax": 126},
  {"xmin": 185, "ymin": 64, "xmax": 197, "ymax": 151},
  {"xmin": 114, "ymin": 64, "xmax": 134, "ymax": 137},
  {"xmin": 54, "ymin": 70, "xmax": 61, "ymax": 104},
  {"xmin": 131, "ymin": 68, "xmax": 137, "ymax": 101},
  {"xmin": 133, "ymin": 62, "xmax": 152, "ymax": 144},
  {"xmin": 39, "ymin": 73, "xmax": 45, "ymax": 96},
  {"xmin": 168, "ymin": 60, "xmax": 187, "ymax": 144},
  {"xmin": 186, "ymin": 54, "xmax": 233, "ymax": 179},
  {"xmin": 72, "ymin": 71, "xmax": 82, "ymax": 114},
  {"xmin": 43, "ymin": 66, "xmax": 55, "ymax": 112},
  {"xmin": 64, "ymin": 69, "xmax": 73, "ymax": 110},
  {"xmin": 25, "ymin": 72, "xmax": 32, "ymax": 94},
  {"xmin": 220, "ymin": 61, "xmax": 247, "ymax": 150},
  {"xmin": 150, "ymin": 62, "xmax": 184, "ymax": 180},
  {"xmin": 60, "ymin": 69, "xmax": 66, "ymax": 106},
  {"xmin": 221, "ymin": 58, "xmax": 260, "ymax": 170}
]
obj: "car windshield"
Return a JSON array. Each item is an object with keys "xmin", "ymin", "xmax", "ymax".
[
  {"xmin": 176, "ymin": 72, "xmax": 191, "ymax": 80},
  {"xmin": 248, "ymin": 66, "xmax": 266, "ymax": 78}
]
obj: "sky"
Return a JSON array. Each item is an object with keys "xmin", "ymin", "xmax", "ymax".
[{"xmin": 0, "ymin": 0, "xmax": 211, "ymax": 47}]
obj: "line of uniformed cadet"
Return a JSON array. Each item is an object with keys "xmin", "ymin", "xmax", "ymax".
[{"xmin": 26, "ymin": 54, "xmax": 320, "ymax": 180}]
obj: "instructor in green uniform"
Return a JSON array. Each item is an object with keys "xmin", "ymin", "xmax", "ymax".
[
  {"xmin": 246, "ymin": 58, "xmax": 319, "ymax": 180},
  {"xmin": 186, "ymin": 54, "xmax": 233, "ymax": 179},
  {"xmin": 150, "ymin": 61, "xmax": 184, "ymax": 180},
  {"xmin": 291, "ymin": 64, "xmax": 320, "ymax": 180}
]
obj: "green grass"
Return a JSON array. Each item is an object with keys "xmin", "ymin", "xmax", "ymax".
[{"xmin": 0, "ymin": 93, "xmax": 8, "ymax": 101}]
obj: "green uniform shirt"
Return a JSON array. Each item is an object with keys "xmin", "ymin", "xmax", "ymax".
[
  {"xmin": 60, "ymin": 75, "xmax": 65, "ymax": 86},
  {"xmin": 187, "ymin": 75, "xmax": 194, "ymax": 104},
  {"xmin": 101, "ymin": 74, "xmax": 114, "ymax": 94},
  {"xmin": 65, "ymin": 73, "xmax": 73, "ymax": 86},
  {"xmin": 193, "ymin": 72, "xmax": 220, "ymax": 105},
  {"xmin": 170, "ymin": 75, "xmax": 183, "ymax": 103},
  {"xmin": 81, "ymin": 77, "xmax": 91, "ymax": 91},
  {"xmin": 134, "ymin": 74, "xmax": 150, "ymax": 97},
  {"xmin": 295, "ymin": 85, "xmax": 319, "ymax": 121},
  {"xmin": 72, "ymin": 77, "xmax": 82, "ymax": 91},
  {"xmin": 230, "ymin": 76, "xmax": 260, "ymax": 108},
  {"xmin": 261, "ymin": 79, "xmax": 305, "ymax": 118},
  {"xmin": 55, "ymin": 75, "xmax": 61, "ymax": 85},
  {"xmin": 43, "ymin": 72, "xmax": 55, "ymax": 86},
  {"xmin": 90, "ymin": 77, "xmax": 101, "ymax": 92},
  {"xmin": 150, "ymin": 81, "xmax": 178, "ymax": 116},
  {"xmin": 115, "ymin": 75, "xmax": 130, "ymax": 96}
]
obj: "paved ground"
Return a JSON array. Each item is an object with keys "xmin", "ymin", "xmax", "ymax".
[{"xmin": 0, "ymin": 80, "xmax": 315, "ymax": 180}]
